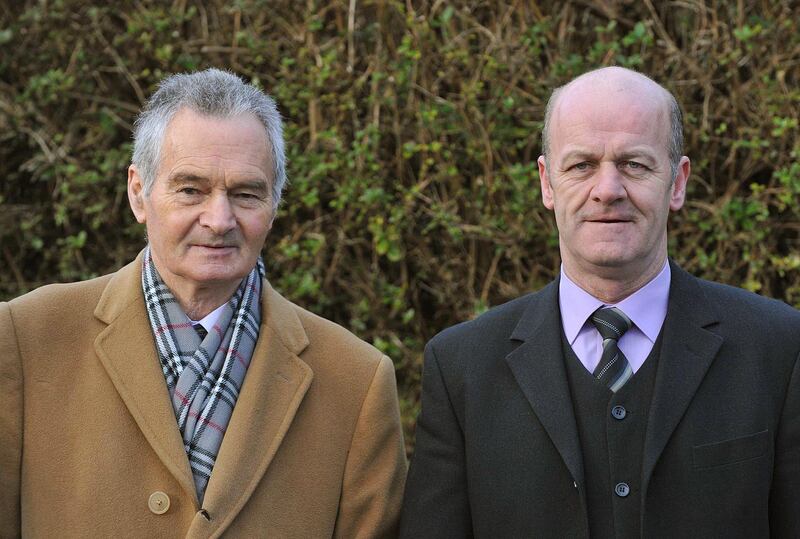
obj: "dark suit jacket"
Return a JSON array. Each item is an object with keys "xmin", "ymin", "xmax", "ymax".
[{"xmin": 400, "ymin": 262, "xmax": 800, "ymax": 538}]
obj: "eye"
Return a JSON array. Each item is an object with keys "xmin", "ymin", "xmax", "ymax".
[
  {"xmin": 622, "ymin": 161, "xmax": 648, "ymax": 171},
  {"xmin": 232, "ymin": 192, "xmax": 267, "ymax": 207},
  {"xmin": 572, "ymin": 162, "xmax": 590, "ymax": 171},
  {"xmin": 178, "ymin": 186, "xmax": 201, "ymax": 195}
]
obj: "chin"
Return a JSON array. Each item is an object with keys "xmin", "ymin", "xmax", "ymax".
[
  {"xmin": 188, "ymin": 265, "xmax": 250, "ymax": 285},
  {"xmin": 579, "ymin": 247, "xmax": 632, "ymax": 267}
]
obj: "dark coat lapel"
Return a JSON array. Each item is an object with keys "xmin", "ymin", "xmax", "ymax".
[
  {"xmin": 505, "ymin": 280, "xmax": 585, "ymax": 490},
  {"xmin": 642, "ymin": 261, "xmax": 723, "ymax": 492}
]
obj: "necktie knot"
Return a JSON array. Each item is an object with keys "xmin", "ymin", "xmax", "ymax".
[
  {"xmin": 590, "ymin": 306, "xmax": 634, "ymax": 392},
  {"xmin": 590, "ymin": 306, "xmax": 632, "ymax": 342},
  {"xmin": 194, "ymin": 324, "xmax": 208, "ymax": 340}
]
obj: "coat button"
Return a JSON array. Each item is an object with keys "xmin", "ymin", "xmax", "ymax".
[
  {"xmin": 614, "ymin": 482, "xmax": 630, "ymax": 497},
  {"xmin": 611, "ymin": 405, "xmax": 627, "ymax": 420},
  {"xmin": 148, "ymin": 491, "xmax": 171, "ymax": 514}
]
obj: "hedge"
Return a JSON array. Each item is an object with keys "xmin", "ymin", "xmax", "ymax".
[{"xmin": 2, "ymin": 0, "xmax": 799, "ymax": 448}]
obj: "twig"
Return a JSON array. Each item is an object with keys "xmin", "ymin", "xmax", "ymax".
[{"xmin": 347, "ymin": 0, "xmax": 356, "ymax": 73}]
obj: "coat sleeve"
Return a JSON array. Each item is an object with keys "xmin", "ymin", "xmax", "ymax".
[
  {"xmin": 0, "ymin": 302, "xmax": 23, "ymax": 538},
  {"xmin": 770, "ymin": 351, "xmax": 800, "ymax": 537},
  {"xmin": 399, "ymin": 341, "xmax": 472, "ymax": 539},
  {"xmin": 333, "ymin": 355, "xmax": 407, "ymax": 539}
]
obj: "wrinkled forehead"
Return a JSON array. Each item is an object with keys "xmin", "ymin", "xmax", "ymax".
[
  {"xmin": 550, "ymin": 75, "xmax": 671, "ymax": 151},
  {"xmin": 163, "ymin": 110, "xmax": 272, "ymax": 161}
]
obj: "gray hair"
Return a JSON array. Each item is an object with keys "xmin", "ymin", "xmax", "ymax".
[
  {"xmin": 132, "ymin": 68, "xmax": 287, "ymax": 209},
  {"xmin": 541, "ymin": 70, "xmax": 684, "ymax": 181}
]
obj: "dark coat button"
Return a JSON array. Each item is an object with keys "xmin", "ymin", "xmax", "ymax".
[
  {"xmin": 611, "ymin": 405, "xmax": 627, "ymax": 420},
  {"xmin": 615, "ymin": 482, "xmax": 630, "ymax": 497}
]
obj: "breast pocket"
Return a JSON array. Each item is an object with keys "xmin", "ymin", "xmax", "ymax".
[{"xmin": 693, "ymin": 429, "xmax": 770, "ymax": 470}]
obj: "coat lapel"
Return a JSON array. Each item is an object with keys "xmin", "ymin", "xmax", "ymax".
[
  {"xmin": 641, "ymin": 262, "xmax": 723, "ymax": 491},
  {"xmin": 505, "ymin": 280, "xmax": 585, "ymax": 490},
  {"xmin": 93, "ymin": 253, "xmax": 198, "ymax": 504},
  {"xmin": 198, "ymin": 280, "xmax": 313, "ymax": 536}
]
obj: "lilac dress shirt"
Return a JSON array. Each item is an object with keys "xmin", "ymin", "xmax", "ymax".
[
  {"xmin": 559, "ymin": 262, "xmax": 671, "ymax": 374},
  {"xmin": 190, "ymin": 301, "xmax": 226, "ymax": 335}
]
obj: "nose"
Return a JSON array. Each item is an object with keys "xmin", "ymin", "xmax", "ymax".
[
  {"xmin": 199, "ymin": 192, "xmax": 237, "ymax": 235},
  {"xmin": 591, "ymin": 163, "xmax": 627, "ymax": 204}
]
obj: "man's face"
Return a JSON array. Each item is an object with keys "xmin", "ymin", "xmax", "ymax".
[
  {"xmin": 538, "ymin": 79, "xmax": 689, "ymax": 284},
  {"xmin": 128, "ymin": 108, "xmax": 274, "ymax": 299}
]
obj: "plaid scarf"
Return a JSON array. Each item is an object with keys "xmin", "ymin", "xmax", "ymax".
[{"xmin": 142, "ymin": 246, "xmax": 263, "ymax": 502}]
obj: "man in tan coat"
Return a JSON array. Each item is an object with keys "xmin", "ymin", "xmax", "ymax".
[{"xmin": 0, "ymin": 68, "xmax": 406, "ymax": 538}]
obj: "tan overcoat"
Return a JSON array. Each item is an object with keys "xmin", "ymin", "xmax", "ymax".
[{"xmin": 0, "ymin": 254, "xmax": 407, "ymax": 538}]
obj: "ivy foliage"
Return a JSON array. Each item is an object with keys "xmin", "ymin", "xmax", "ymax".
[{"xmin": 2, "ymin": 0, "xmax": 799, "ymax": 446}]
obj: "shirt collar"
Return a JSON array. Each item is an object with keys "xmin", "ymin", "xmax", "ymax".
[
  {"xmin": 190, "ymin": 301, "xmax": 227, "ymax": 332},
  {"xmin": 559, "ymin": 261, "xmax": 671, "ymax": 344}
]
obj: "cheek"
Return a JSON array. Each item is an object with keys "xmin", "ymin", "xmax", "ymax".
[
  {"xmin": 148, "ymin": 209, "xmax": 196, "ymax": 247},
  {"xmin": 241, "ymin": 207, "xmax": 273, "ymax": 232},
  {"xmin": 238, "ymin": 215, "xmax": 271, "ymax": 243},
  {"xmin": 147, "ymin": 225, "xmax": 177, "ymax": 251},
  {"xmin": 553, "ymin": 192, "xmax": 584, "ymax": 223}
]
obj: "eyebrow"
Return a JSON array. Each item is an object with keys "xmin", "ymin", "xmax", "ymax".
[
  {"xmin": 615, "ymin": 149, "xmax": 658, "ymax": 163},
  {"xmin": 166, "ymin": 173, "xmax": 270, "ymax": 195},
  {"xmin": 558, "ymin": 148, "xmax": 659, "ymax": 167},
  {"xmin": 558, "ymin": 150, "xmax": 597, "ymax": 168},
  {"xmin": 166, "ymin": 172, "xmax": 208, "ymax": 186}
]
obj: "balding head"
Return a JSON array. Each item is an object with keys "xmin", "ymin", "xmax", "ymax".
[{"xmin": 542, "ymin": 67, "xmax": 683, "ymax": 180}]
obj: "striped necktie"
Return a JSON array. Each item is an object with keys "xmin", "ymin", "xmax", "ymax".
[{"xmin": 590, "ymin": 306, "xmax": 633, "ymax": 392}]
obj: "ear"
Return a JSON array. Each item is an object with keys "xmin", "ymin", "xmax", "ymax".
[
  {"xmin": 538, "ymin": 155, "xmax": 555, "ymax": 210},
  {"xmin": 669, "ymin": 156, "xmax": 690, "ymax": 211},
  {"xmin": 127, "ymin": 165, "xmax": 147, "ymax": 224}
]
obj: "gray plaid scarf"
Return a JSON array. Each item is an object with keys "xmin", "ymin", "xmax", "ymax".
[{"xmin": 142, "ymin": 246, "xmax": 263, "ymax": 503}]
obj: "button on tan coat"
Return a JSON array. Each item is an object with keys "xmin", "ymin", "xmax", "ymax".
[{"xmin": 0, "ymin": 254, "xmax": 407, "ymax": 538}]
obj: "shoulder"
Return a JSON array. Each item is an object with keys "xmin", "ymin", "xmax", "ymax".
[
  {"xmin": 264, "ymin": 288, "xmax": 397, "ymax": 416},
  {"xmin": 690, "ymin": 272, "xmax": 800, "ymax": 330},
  {"xmin": 671, "ymin": 266, "xmax": 800, "ymax": 360},
  {"xmin": 1, "ymin": 272, "xmax": 119, "ymax": 363},
  {"xmin": 262, "ymin": 285, "xmax": 385, "ymax": 381},
  {"xmin": 293, "ymin": 303, "xmax": 384, "ymax": 366},
  {"xmin": 433, "ymin": 293, "xmax": 534, "ymax": 343},
  {"xmin": 426, "ymin": 286, "xmax": 548, "ymax": 364},
  {"xmin": 4, "ymin": 273, "xmax": 113, "ymax": 326}
]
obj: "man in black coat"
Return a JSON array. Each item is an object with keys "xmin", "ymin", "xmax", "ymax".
[{"xmin": 400, "ymin": 67, "xmax": 800, "ymax": 538}]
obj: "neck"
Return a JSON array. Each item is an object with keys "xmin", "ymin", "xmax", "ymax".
[
  {"xmin": 149, "ymin": 258, "xmax": 240, "ymax": 320},
  {"xmin": 176, "ymin": 291, "xmax": 232, "ymax": 321},
  {"xmin": 563, "ymin": 256, "xmax": 667, "ymax": 304},
  {"xmin": 166, "ymin": 279, "xmax": 237, "ymax": 320}
]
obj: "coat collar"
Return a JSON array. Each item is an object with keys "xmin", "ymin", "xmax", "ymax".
[
  {"xmin": 505, "ymin": 277, "xmax": 586, "ymax": 492},
  {"xmin": 93, "ymin": 252, "xmax": 313, "ymax": 533},
  {"xmin": 641, "ymin": 260, "xmax": 722, "ymax": 491}
]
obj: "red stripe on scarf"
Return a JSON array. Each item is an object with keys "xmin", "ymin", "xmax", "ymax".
[
  {"xmin": 155, "ymin": 322, "xmax": 194, "ymax": 335},
  {"xmin": 173, "ymin": 392, "xmax": 227, "ymax": 434},
  {"xmin": 174, "ymin": 388, "xmax": 191, "ymax": 406},
  {"xmin": 226, "ymin": 348, "xmax": 250, "ymax": 368},
  {"xmin": 187, "ymin": 409, "xmax": 226, "ymax": 433}
]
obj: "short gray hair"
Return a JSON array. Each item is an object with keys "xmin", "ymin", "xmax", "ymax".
[
  {"xmin": 541, "ymin": 70, "xmax": 684, "ymax": 180},
  {"xmin": 132, "ymin": 68, "xmax": 287, "ymax": 209}
]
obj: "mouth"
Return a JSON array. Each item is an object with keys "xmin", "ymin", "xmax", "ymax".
[
  {"xmin": 193, "ymin": 244, "xmax": 238, "ymax": 251},
  {"xmin": 586, "ymin": 218, "xmax": 632, "ymax": 224}
]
